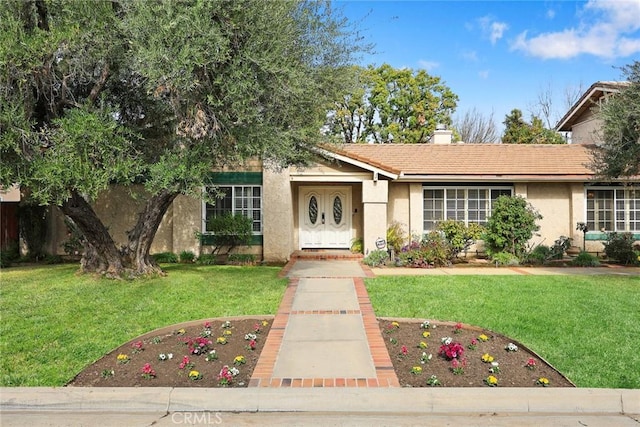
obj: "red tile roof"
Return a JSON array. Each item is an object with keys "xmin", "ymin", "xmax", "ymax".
[{"xmin": 330, "ymin": 143, "xmax": 595, "ymax": 180}]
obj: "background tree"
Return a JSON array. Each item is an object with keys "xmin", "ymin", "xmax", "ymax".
[
  {"xmin": 452, "ymin": 107, "xmax": 498, "ymax": 143},
  {"xmin": 325, "ymin": 64, "xmax": 458, "ymax": 143},
  {"xmin": 0, "ymin": 0, "xmax": 366, "ymax": 277},
  {"xmin": 501, "ymin": 109, "xmax": 565, "ymax": 144},
  {"xmin": 590, "ymin": 61, "xmax": 640, "ymax": 179},
  {"xmin": 484, "ymin": 195, "xmax": 542, "ymax": 259}
]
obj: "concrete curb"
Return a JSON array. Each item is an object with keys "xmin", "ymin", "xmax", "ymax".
[{"xmin": 2, "ymin": 387, "xmax": 639, "ymax": 415}]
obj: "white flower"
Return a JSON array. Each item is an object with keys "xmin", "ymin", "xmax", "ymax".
[
  {"xmin": 441, "ymin": 337, "xmax": 452, "ymax": 345},
  {"xmin": 506, "ymin": 343, "xmax": 518, "ymax": 352}
]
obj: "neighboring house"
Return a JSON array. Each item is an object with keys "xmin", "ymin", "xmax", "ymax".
[{"xmin": 41, "ymin": 83, "xmax": 638, "ymax": 261}]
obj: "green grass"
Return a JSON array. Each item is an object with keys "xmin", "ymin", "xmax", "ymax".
[
  {"xmin": 0, "ymin": 264, "xmax": 286, "ymax": 386},
  {"xmin": 365, "ymin": 275, "xmax": 640, "ymax": 388}
]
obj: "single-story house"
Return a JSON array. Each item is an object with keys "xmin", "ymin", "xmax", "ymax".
[{"xmin": 35, "ymin": 81, "xmax": 639, "ymax": 261}]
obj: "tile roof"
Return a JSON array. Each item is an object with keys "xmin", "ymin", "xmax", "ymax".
[{"xmin": 330, "ymin": 143, "xmax": 595, "ymax": 180}]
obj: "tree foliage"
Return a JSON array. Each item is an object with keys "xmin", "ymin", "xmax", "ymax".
[
  {"xmin": 326, "ymin": 64, "xmax": 458, "ymax": 143},
  {"xmin": 483, "ymin": 195, "xmax": 542, "ymax": 259},
  {"xmin": 501, "ymin": 109, "xmax": 565, "ymax": 144},
  {"xmin": 0, "ymin": 0, "xmax": 366, "ymax": 277},
  {"xmin": 590, "ymin": 61, "xmax": 640, "ymax": 180}
]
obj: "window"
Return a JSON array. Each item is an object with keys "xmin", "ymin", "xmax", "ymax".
[
  {"xmin": 204, "ymin": 185, "xmax": 262, "ymax": 234},
  {"xmin": 423, "ymin": 186, "xmax": 512, "ymax": 231},
  {"xmin": 586, "ymin": 187, "xmax": 640, "ymax": 232}
]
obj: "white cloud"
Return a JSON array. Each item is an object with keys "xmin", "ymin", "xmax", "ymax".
[
  {"xmin": 461, "ymin": 50, "xmax": 479, "ymax": 62},
  {"xmin": 418, "ymin": 60, "xmax": 439, "ymax": 71},
  {"xmin": 478, "ymin": 15, "xmax": 509, "ymax": 44},
  {"xmin": 511, "ymin": 0, "xmax": 640, "ymax": 59}
]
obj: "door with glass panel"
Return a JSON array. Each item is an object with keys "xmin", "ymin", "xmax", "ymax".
[{"xmin": 299, "ymin": 187, "xmax": 351, "ymax": 248}]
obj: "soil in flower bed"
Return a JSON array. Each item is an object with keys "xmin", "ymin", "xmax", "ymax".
[
  {"xmin": 379, "ymin": 319, "xmax": 575, "ymax": 388},
  {"xmin": 67, "ymin": 318, "xmax": 271, "ymax": 388}
]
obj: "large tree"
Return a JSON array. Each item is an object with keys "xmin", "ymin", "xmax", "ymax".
[
  {"xmin": 590, "ymin": 61, "xmax": 640, "ymax": 180},
  {"xmin": 0, "ymin": 0, "xmax": 365, "ymax": 277},
  {"xmin": 453, "ymin": 107, "xmax": 498, "ymax": 143},
  {"xmin": 501, "ymin": 109, "xmax": 565, "ymax": 144},
  {"xmin": 326, "ymin": 64, "xmax": 458, "ymax": 143}
]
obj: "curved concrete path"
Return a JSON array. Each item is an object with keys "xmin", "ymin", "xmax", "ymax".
[{"xmin": 1, "ymin": 260, "xmax": 639, "ymax": 426}]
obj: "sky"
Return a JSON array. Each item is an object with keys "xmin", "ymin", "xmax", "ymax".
[{"xmin": 337, "ymin": 0, "xmax": 640, "ymax": 132}]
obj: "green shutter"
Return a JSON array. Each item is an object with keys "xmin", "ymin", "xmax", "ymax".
[{"xmin": 206, "ymin": 172, "xmax": 262, "ymax": 185}]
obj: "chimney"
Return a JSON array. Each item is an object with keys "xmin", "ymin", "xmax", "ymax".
[{"xmin": 429, "ymin": 123, "xmax": 453, "ymax": 144}]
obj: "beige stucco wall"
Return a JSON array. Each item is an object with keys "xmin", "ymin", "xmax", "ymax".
[
  {"xmin": 362, "ymin": 180, "xmax": 388, "ymax": 254},
  {"xmin": 569, "ymin": 109, "xmax": 602, "ymax": 145},
  {"xmin": 263, "ymin": 167, "xmax": 294, "ymax": 263}
]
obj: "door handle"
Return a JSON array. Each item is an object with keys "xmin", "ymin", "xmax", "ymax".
[{"xmin": 321, "ymin": 212, "xmax": 325, "ymax": 224}]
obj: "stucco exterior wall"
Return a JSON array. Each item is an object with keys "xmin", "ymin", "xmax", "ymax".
[
  {"xmin": 525, "ymin": 183, "xmax": 572, "ymax": 247},
  {"xmin": 263, "ymin": 167, "xmax": 293, "ymax": 263},
  {"xmin": 569, "ymin": 109, "xmax": 602, "ymax": 145}
]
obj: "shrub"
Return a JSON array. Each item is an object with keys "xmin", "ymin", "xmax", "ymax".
[
  {"xmin": 571, "ymin": 251, "xmax": 601, "ymax": 267},
  {"xmin": 152, "ymin": 252, "xmax": 178, "ymax": 263},
  {"xmin": 179, "ymin": 250, "xmax": 196, "ymax": 263},
  {"xmin": 436, "ymin": 220, "xmax": 484, "ymax": 259},
  {"xmin": 491, "ymin": 251, "xmax": 520, "ymax": 266},
  {"xmin": 363, "ymin": 250, "xmax": 388, "ymax": 267},
  {"xmin": 397, "ymin": 231, "xmax": 451, "ymax": 268},
  {"xmin": 526, "ymin": 245, "xmax": 551, "ymax": 265},
  {"xmin": 205, "ymin": 213, "xmax": 253, "ymax": 255},
  {"xmin": 484, "ymin": 195, "xmax": 542, "ymax": 259},
  {"xmin": 350, "ymin": 238, "xmax": 363, "ymax": 254},
  {"xmin": 603, "ymin": 232, "xmax": 638, "ymax": 265},
  {"xmin": 386, "ymin": 222, "xmax": 407, "ymax": 254},
  {"xmin": 227, "ymin": 254, "xmax": 255, "ymax": 265},
  {"xmin": 196, "ymin": 254, "xmax": 218, "ymax": 265}
]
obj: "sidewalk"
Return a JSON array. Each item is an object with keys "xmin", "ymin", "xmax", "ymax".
[{"xmin": 1, "ymin": 259, "xmax": 639, "ymax": 426}]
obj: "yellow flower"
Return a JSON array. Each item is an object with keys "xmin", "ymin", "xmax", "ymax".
[
  {"xmin": 486, "ymin": 375, "xmax": 498, "ymax": 386},
  {"xmin": 422, "ymin": 331, "xmax": 431, "ymax": 338},
  {"xmin": 481, "ymin": 353, "xmax": 494, "ymax": 363},
  {"xmin": 478, "ymin": 334, "xmax": 489, "ymax": 342}
]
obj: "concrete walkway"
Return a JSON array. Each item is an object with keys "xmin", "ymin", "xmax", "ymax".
[{"xmin": 1, "ymin": 260, "xmax": 639, "ymax": 426}]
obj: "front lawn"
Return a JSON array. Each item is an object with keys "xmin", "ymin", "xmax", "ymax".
[
  {"xmin": 365, "ymin": 274, "xmax": 640, "ymax": 388},
  {"xmin": 0, "ymin": 264, "xmax": 286, "ymax": 386}
]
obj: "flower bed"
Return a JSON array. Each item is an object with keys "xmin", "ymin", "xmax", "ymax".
[{"xmin": 379, "ymin": 318, "xmax": 574, "ymax": 388}]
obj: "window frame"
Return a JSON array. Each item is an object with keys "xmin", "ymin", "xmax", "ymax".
[
  {"xmin": 202, "ymin": 185, "xmax": 263, "ymax": 235},
  {"xmin": 422, "ymin": 185, "xmax": 513, "ymax": 231},
  {"xmin": 585, "ymin": 186, "xmax": 640, "ymax": 233}
]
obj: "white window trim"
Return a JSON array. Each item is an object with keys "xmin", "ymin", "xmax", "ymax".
[
  {"xmin": 584, "ymin": 186, "xmax": 640, "ymax": 233},
  {"xmin": 422, "ymin": 185, "xmax": 513, "ymax": 231},
  {"xmin": 201, "ymin": 185, "xmax": 263, "ymax": 235}
]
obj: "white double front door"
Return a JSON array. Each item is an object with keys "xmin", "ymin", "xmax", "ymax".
[{"xmin": 299, "ymin": 187, "xmax": 351, "ymax": 249}]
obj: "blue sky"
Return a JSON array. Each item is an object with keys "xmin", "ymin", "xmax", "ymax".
[{"xmin": 337, "ymin": 0, "xmax": 640, "ymax": 132}]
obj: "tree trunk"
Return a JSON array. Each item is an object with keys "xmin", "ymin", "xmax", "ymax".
[
  {"xmin": 123, "ymin": 189, "xmax": 178, "ymax": 276},
  {"xmin": 59, "ymin": 190, "xmax": 125, "ymax": 277}
]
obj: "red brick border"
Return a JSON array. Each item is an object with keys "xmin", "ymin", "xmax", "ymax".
[{"xmin": 249, "ymin": 269, "xmax": 399, "ymax": 387}]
